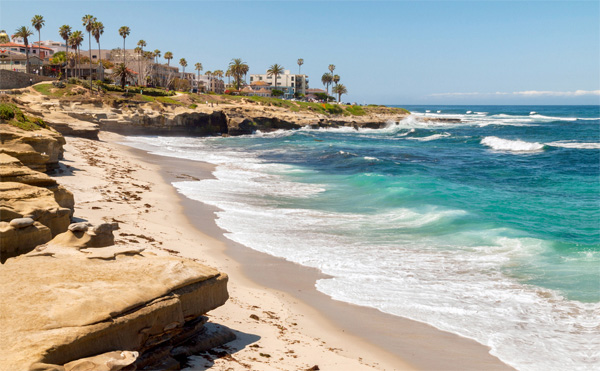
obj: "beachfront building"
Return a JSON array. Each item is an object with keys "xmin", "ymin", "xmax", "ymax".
[
  {"xmin": 249, "ymin": 69, "xmax": 308, "ymax": 99},
  {"xmin": 0, "ymin": 41, "xmax": 54, "ymax": 61},
  {"xmin": 197, "ymin": 74, "xmax": 225, "ymax": 94},
  {"xmin": 0, "ymin": 50, "xmax": 43, "ymax": 73},
  {"xmin": 33, "ymin": 40, "xmax": 68, "ymax": 55}
]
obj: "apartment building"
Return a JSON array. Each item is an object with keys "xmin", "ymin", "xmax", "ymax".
[{"xmin": 248, "ymin": 69, "xmax": 308, "ymax": 98}]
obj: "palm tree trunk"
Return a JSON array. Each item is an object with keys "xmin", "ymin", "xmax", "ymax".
[
  {"xmin": 98, "ymin": 41, "xmax": 102, "ymax": 81},
  {"xmin": 25, "ymin": 47, "xmax": 30, "ymax": 74},
  {"xmin": 88, "ymin": 33, "xmax": 92, "ymax": 91},
  {"xmin": 38, "ymin": 32, "xmax": 42, "ymax": 76},
  {"xmin": 122, "ymin": 38, "xmax": 125, "ymax": 66},
  {"xmin": 65, "ymin": 43, "xmax": 69, "ymax": 80}
]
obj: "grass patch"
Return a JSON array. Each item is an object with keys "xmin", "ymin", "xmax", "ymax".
[
  {"xmin": 346, "ymin": 105, "xmax": 367, "ymax": 116},
  {"xmin": 0, "ymin": 102, "xmax": 48, "ymax": 131}
]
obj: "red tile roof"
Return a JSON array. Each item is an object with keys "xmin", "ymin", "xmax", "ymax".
[{"xmin": 0, "ymin": 42, "xmax": 53, "ymax": 50}]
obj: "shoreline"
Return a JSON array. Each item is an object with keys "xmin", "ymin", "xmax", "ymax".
[{"xmin": 121, "ymin": 136, "xmax": 514, "ymax": 370}]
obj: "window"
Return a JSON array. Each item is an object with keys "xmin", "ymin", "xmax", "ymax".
[
  {"xmin": 250, "ymin": 76, "xmax": 253, "ymax": 81},
  {"xmin": 291, "ymin": 76, "xmax": 294, "ymax": 81}
]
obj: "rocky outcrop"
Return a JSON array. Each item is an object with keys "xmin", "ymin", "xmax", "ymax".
[
  {"xmin": 0, "ymin": 121, "xmax": 233, "ymax": 370},
  {"xmin": 0, "ymin": 153, "xmax": 75, "ymax": 213},
  {"xmin": 0, "ymin": 182, "xmax": 71, "ymax": 236},
  {"xmin": 0, "ymin": 124, "xmax": 66, "ymax": 172},
  {"xmin": 0, "ymin": 227, "xmax": 231, "ymax": 371}
]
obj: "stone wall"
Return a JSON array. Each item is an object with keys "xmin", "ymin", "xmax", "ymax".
[{"xmin": 0, "ymin": 69, "xmax": 54, "ymax": 89}]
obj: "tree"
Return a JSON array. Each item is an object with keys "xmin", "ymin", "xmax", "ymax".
[
  {"xmin": 194, "ymin": 63, "xmax": 203, "ymax": 91},
  {"xmin": 82, "ymin": 15, "xmax": 96, "ymax": 90},
  {"xmin": 229, "ymin": 58, "xmax": 249, "ymax": 90},
  {"xmin": 154, "ymin": 49, "xmax": 161, "ymax": 64},
  {"xmin": 137, "ymin": 40, "xmax": 146, "ymax": 85},
  {"xmin": 118, "ymin": 26, "xmax": 130, "ymax": 65},
  {"xmin": 31, "ymin": 15, "xmax": 44, "ymax": 75},
  {"xmin": 213, "ymin": 70, "xmax": 224, "ymax": 79},
  {"xmin": 92, "ymin": 21, "xmax": 104, "ymax": 80},
  {"xmin": 68, "ymin": 30, "xmax": 83, "ymax": 78},
  {"xmin": 321, "ymin": 72, "xmax": 333, "ymax": 95},
  {"xmin": 164, "ymin": 51, "xmax": 173, "ymax": 66},
  {"xmin": 297, "ymin": 58, "xmax": 304, "ymax": 74},
  {"xmin": 267, "ymin": 63, "xmax": 284, "ymax": 91},
  {"xmin": 112, "ymin": 63, "xmax": 134, "ymax": 89},
  {"xmin": 58, "ymin": 25, "xmax": 71, "ymax": 79},
  {"xmin": 328, "ymin": 64, "xmax": 335, "ymax": 76},
  {"xmin": 332, "ymin": 84, "xmax": 347, "ymax": 103},
  {"xmin": 179, "ymin": 58, "xmax": 187, "ymax": 77},
  {"xmin": 333, "ymin": 74, "xmax": 340, "ymax": 87},
  {"xmin": 14, "ymin": 26, "xmax": 33, "ymax": 73},
  {"xmin": 51, "ymin": 51, "xmax": 66, "ymax": 65},
  {"xmin": 272, "ymin": 89, "xmax": 284, "ymax": 97}
]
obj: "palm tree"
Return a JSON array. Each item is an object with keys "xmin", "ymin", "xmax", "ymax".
[
  {"xmin": 14, "ymin": 26, "xmax": 33, "ymax": 73},
  {"xmin": 82, "ymin": 15, "xmax": 96, "ymax": 89},
  {"xmin": 213, "ymin": 70, "xmax": 224, "ymax": 79},
  {"xmin": 332, "ymin": 84, "xmax": 347, "ymax": 103},
  {"xmin": 58, "ymin": 25, "xmax": 71, "ymax": 79},
  {"xmin": 112, "ymin": 63, "xmax": 134, "ymax": 89},
  {"xmin": 225, "ymin": 67, "xmax": 232, "ymax": 85},
  {"xmin": 118, "ymin": 26, "xmax": 130, "ymax": 65},
  {"xmin": 91, "ymin": 21, "xmax": 104, "ymax": 80},
  {"xmin": 321, "ymin": 72, "xmax": 333, "ymax": 96},
  {"xmin": 179, "ymin": 58, "xmax": 187, "ymax": 77},
  {"xmin": 297, "ymin": 58, "xmax": 304, "ymax": 74},
  {"xmin": 154, "ymin": 49, "xmax": 161, "ymax": 64},
  {"xmin": 328, "ymin": 64, "xmax": 335, "ymax": 76},
  {"xmin": 31, "ymin": 15, "xmax": 44, "ymax": 75},
  {"xmin": 333, "ymin": 74, "xmax": 340, "ymax": 87},
  {"xmin": 68, "ymin": 30, "xmax": 83, "ymax": 78},
  {"xmin": 267, "ymin": 64, "xmax": 285, "ymax": 92},
  {"xmin": 194, "ymin": 62, "xmax": 203, "ymax": 86},
  {"xmin": 164, "ymin": 51, "xmax": 173, "ymax": 66},
  {"xmin": 229, "ymin": 58, "xmax": 249, "ymax": 90}
]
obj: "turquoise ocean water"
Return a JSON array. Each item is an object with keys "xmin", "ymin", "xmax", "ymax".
[{"xmin": 126, "ymin": 105, "xmax": 599, "ymax": 370}]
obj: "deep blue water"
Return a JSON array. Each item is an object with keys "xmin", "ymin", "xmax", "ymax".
[{"xmin": 126, "ymin": 105, "xmax": 600, "ymax": 371}]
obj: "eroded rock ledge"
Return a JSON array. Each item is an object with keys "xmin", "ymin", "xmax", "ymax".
[{"xmin": 0, "ymin": 122, "xmax": 233, "ymax": 370}]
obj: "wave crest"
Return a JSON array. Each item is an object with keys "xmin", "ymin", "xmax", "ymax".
[{"xmin": 481, "ymin": 136, "xmax": 545, "ymax": 152}]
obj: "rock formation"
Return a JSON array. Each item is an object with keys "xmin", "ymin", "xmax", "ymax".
[{"xmin": 0, "ymin": 122, "xmax": 233, "ymax": 370}]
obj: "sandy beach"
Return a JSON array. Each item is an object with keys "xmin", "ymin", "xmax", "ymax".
[{"xmin": 55, "ymin": 131, "xmax": 513, "ymax": 370}]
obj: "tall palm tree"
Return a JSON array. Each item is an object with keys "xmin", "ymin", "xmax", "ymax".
[
  {"xmin": 194, "ymin": 62, "xmax": 203, "ymax": 88},
  {"xmin": 31, "ymin": 15, "xmax": 44, "ymax": 75},
  {"xmin": 179, "ymin": 58, "xmax": 187, "ymax": 78},
  {"xmin": 82, "ymin": 15, "xmax": 96, "ymax": 89},
  {"xmin": 14, "ymin": 26, "xmax": 33, "ymax": 73},
  {"xmin": 297, "ymin": 58, "xmax": 304, "ymax": 74},
  {"xmin": 267, "ymin": 64, "xmax": 285, "ymax": 92},
  {"xmin": 136, "ymin": 40, "xmax": 146, "ymax": 85},
  {"xmin": 164, "ymin": 51, "xmax": 173, "ymax": 66},
  {"xmin": 58, "ymin": 25, "xmax": 71, "ymax": 79},
  {"xmin": 154, "ymin": 49, "xmax": 161, "ymax": 64},
  {"xmin": 118, "ymin": 26, "xmax": 130, "ymax": 66},
  {"xmin": 91, "ymin": 21, "xmax": 104, "ymax": 80},
  {"xmin": 68, "ymin": 30, "xmax": 83, "ymax": 78},
  {"xmin": 225, "ymin": 67, "xmax": 232, "ymax": 85},
  {"xmin": 332, "ymin": 84, "xmax": 347, "ymax": 103},
  {"xmin": 229, "ymin": 58, "xmax": 249, "ymax": 90},
  {"xmin": 213, "ymin": 70, "xmax": 224, "ymax": 79},
  {"xmin": 321, "ymin": 72, "xmax": 333, "ymax": 96},
  {"xmin": 333, "ymin": 74, "xmax": 340, "ymax": 87},
  {"xmin": 328, "ymin": 64, "xmax": 335, "ymax": 76}
]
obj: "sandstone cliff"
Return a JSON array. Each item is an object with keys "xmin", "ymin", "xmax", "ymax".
[{"xmin": 0, "ymin": 121, "xmax": 233, "ymax": 370}]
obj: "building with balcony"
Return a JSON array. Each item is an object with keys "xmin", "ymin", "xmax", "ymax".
[{"xmin": 249, "ymin": 70, "xmax": 308, "ymax": 99}]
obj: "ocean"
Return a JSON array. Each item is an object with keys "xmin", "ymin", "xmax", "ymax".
[{"xmin": 125, "ymin": 105, "xmax": 600, "ymax": 371}]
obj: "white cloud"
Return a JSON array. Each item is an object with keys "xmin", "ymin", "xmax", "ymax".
[{"xmin": 430, "ymin": 90, "xmax": 600, "ymax": 97}]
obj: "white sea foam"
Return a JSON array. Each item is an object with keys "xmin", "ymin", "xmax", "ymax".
[
  {"xmin": 547, "ymin": 141, "xmax": 600, "ymax": 149},
  {"xmin": 406, "ymin": 132, "xmax": 451, "ymax": 141},
  {"xmin": 122, "ymin": 134, "xmax": 600, "ymax": 371},
  {"xmin": 481, "ymin": 136, "xmax": 545, "ymax": 153}
]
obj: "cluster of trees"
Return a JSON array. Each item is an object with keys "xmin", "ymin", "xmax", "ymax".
[
  {"xmin": 13, "ymin": 15, "xmax": 348, "ymax": 100},
  {"xmin": 321, "ymin": 64, "xmax": 347, "ymax": 102}
]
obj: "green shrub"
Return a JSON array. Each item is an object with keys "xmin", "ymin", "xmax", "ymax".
[
  {"xmin": 189, "ymin": 104, "xmax": 198, "ymax": 109},
  {"xmin": 346, "ymin": 105, "xmax": 366, "ymax": 116},
  {"xmin": 0, "ymin": 103, "xmax": 16, "ymax": 120},
  {"xmin": 324, "ymin": 104, "xmax": 343, "ymax": 115}
]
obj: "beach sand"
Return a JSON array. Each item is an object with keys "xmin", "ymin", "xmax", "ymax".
[{"xmin": 55, "ymin": 131, "xmax": 514, "ymax": 370}]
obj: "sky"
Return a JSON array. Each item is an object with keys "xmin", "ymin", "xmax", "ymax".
[{"xmin": 1, "ymin": 0, "xmax": 598, "ymax": 105}]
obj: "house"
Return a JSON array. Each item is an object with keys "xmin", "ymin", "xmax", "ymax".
[
  {"xmin": 0, "ymin": 50, "xmax": 43, "ymax": 73},
  {"xmin": 197, "ymin": 74, "xmax": 225, "ymax": 94},
  {"xmin": 2, "ymin": 35, "xmax": 55, "ymax": 60},
  {"xmin": 249, "ymin": 70, "xmax": 309, "ymax": 99}
]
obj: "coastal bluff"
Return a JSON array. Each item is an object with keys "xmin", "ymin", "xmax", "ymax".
[
  {"xmin": 0, "ymin": 119, "xmax": 233, "ymax": 370},
  {"xmin": 16, "ymin": 86, "xmax": 417, "ymax": 137}
]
